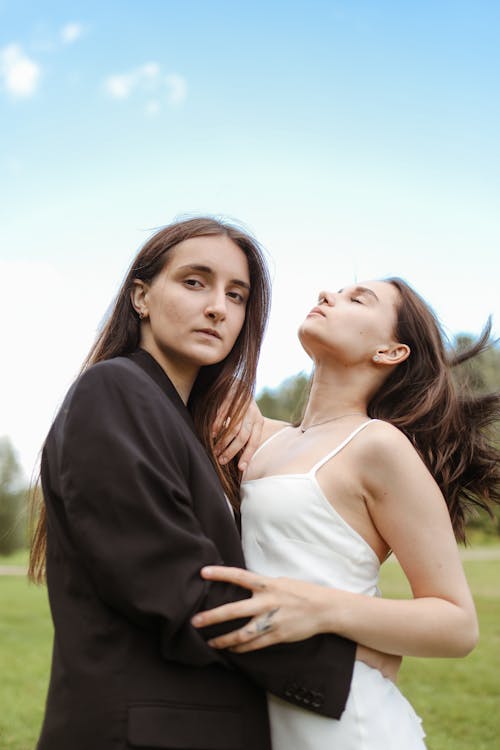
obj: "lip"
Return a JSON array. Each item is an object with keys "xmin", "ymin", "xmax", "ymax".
[
  {"xmin": 195, "ymin": 328, "xmax": 222, "ymax": 340},
  {"xmin": 307, "ymin": 307, "xmax": 326, "ymax": 318}
]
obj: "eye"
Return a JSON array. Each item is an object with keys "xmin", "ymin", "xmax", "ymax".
[
  {"xmin": 227, "ymin": 290, "xmax": 246, "ymax": 304},
  {"xmin": 351, "ymin": 297, "xmax": 363, "ymax": 304},
  {"xmin": 184, "ymin": 278, "xmax": 204, "ymax": 288}
]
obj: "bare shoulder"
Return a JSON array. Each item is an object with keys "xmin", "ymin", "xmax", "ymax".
[
  {"xmin": 260, "ymin": 417, "xmax": 290, "ymax": 445},
  {"xmin": 357, "ymin": 419, "xmax": 432, "ymax": 494},
  {"xmin": 357, "ymin": 419, "xmax": 419, "ymax": 468},
  {"xmin": 362, "ymin": 418, "xmax": 410, "ymax": 446}
]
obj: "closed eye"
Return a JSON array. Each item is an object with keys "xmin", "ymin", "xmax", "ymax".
[{"xmin": 351, "ymin": 297, "xmax": 363, "ymax": 304}]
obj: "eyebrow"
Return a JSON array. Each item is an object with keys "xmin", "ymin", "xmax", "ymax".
[
  {"xmin": 339, "ymin": 285, "xmax": 380, "ymax": 302},
  {"xmin": 177, "ymin": 264, "xmax": 251, "ymax": 291}
]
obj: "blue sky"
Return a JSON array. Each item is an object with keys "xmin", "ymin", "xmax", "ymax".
[{"xmin": 1, "ymin": 0, "xmax": 499, "ymax": 477}]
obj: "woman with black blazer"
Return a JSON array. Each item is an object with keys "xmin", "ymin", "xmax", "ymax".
[{"xmin": 29, "ymin": 217, "xmax": 356, "ymax": 750}]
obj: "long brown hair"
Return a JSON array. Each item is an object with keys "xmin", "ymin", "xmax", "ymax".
[
  {"xmin": 29, "ymin": 217, "xmax": 271, "ymax": 582},
  {"xmin": 368, "ymin": 278, "xmax": 500, "ymax": 542}
]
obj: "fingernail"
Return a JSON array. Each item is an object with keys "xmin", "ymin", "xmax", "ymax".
[
  {"xmin": 219, "ymin": 456, "xmax": 227, "ymax": 464},
  {"xmin": 239, "ymin": 462, "xmax": 247, "ymax": 472},
  {"xmin": 202, "ymin": 566, "xmax": 213, "ymax": 575},
  {"xmin": 191, "ymin": 615, "xmax": 202, "ymax": 626}
]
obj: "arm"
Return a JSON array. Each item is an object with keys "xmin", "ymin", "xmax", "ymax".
[
  {"xmin": 193, "ymin": 424, "xmax": 478, "ymax": 658},
  {"xmin": 57, "ymin": 362, "xmax": 355, "ymax": 717},
  {"xmin": 346, "ymin": 423, "xmax": 478, "ymax": 657}
]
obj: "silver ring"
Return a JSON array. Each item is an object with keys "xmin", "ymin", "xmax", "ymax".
[{"xmin": 254, "ymin": 608, "xmax": 279, "ymax": 634}]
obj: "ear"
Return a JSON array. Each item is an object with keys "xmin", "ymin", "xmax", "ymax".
[
  {"xmin": 130, "ymin": 279, "xmax": 148, "ymax": 319},
  {"xmin": 373, "ymin": 343, "xmax": 410, "ymax": 366}
]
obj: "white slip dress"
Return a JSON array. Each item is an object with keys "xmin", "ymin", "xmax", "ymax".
[{"xmin": 241, "ymin": 421, "xmax": 427, "ymax": 750}]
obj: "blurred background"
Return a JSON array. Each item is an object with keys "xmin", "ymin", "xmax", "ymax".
[{"xmin": 0, "ymin": 2, "xmax": 499, "ymax": 748}]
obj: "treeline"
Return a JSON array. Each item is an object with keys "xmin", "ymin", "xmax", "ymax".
[
  {"xmin": 257, "ymin": 336, "xmax": 500, "ymax": 539},
  {"xmin": 0, "ymin": 436, "xmax": 28, "ymax": 555}
]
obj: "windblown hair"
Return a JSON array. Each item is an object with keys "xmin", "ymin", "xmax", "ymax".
[
  {"xmin": 29, "ymin": 217, "xmax": 271, "ymax": 582},
  {"xmin": 368, "ymin": 277, "xmax": 500, "ymax": 543}
]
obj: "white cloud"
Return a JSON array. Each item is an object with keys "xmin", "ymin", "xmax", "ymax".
[
  {"xmin": 0, "ymin": 44, "xmax": 41, "ymax": 97},
  {"xmin": 60, "ymin": 22, "xmax": 84, "ymax": 45},
  {"xmin": 105, "ymin": 72, "xmax": 136, "ymax": 99},
  {"xmin": 104, "ymin": 63, "xmax": 186, "ymax": 110},
  {"xmin": 141, "ymin": 62, "xmax": 160, "ymax": 80},
  {"xmin": 165, "ymin": 73, "xmax": 187, "ymax": 106},
  {"xmin": 104, "ymin": 63, "xmax": 160, "ymax": 100}
]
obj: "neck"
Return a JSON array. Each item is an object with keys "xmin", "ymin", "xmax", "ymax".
[
  {"xmin": 139, "ymin": 342, "xmax": 198, "ymax": 405},
  {"xmin": 301, "ymin": 361, "xmax": 370, "ymax": 426}
]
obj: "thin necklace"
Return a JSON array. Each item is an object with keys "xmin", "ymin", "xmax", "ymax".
[{"xmin": 300, "ymin": 412, "xmax": 367, "ymax": 433}]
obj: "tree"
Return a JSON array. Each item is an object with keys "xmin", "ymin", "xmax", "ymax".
[
  {"xmin": 0, "ymin": 436, "xmax": 27, "ymax": 555},
  {"xmin": 451, "ymin": 337, "xmax": 500, "ymax": 538},
  {"xmin": 452, "ymin": 333, "xmax": 500, "ymax": 393},
  {"xmin": 257, "ymin": 372, "xmax": 310, "ymax": 423}
]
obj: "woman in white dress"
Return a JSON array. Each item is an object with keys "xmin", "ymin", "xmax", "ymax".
[{"xmin": 192, "ymin": 277, "xmax": 500, "ymax": 749}]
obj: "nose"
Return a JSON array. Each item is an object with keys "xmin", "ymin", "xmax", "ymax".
[
  {"xmin": 204, "ymin": 287, "xmax": 227, "ymax": 321},
  {"xmin": 318, "ymin": 290, "xmax": 335, "ymax": 306}
]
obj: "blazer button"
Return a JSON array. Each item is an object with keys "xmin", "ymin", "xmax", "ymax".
[
  {"xmin": 294, "ymin": 687, "xmax": 306, "ymax": 702},
  {"xmin": 310, "ymin": 690, "xmax": 324, "ymax": 709},
  {"xmin": 284, "ymin": 681, "xmax": 299, "ymax": 698}
]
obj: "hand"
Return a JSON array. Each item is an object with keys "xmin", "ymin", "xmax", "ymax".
[
  {"xmin": 191, "ymin": 566, "xmax": 329, "ymax": 652},
  {"xmin": 356, "ymin": 644, "xmax": 402, "ymax": 683},
  {"xmin": 212, "ymin": 399, "xmax": 264, "ymax": 472}
]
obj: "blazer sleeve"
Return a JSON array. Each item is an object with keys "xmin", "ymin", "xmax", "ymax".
[{"xmin": 55, "ymin": 362, "xmax": 355, "ymax": 719}]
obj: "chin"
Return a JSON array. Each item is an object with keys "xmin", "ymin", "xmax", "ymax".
[
  {"xmin": 298, "ymin": 325, "xmax": 314, "ymax": 351},
  {"xmin": 194, "ymin": 349, "xmax": 233, "ymax": 368}
]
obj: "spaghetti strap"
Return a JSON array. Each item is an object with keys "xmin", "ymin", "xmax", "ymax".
[
  {"xmin": 309, "ymin": 420, "xmax": 377, "ymax": 475},
  {"xmin": 251, "ymin": 425, "xmax": 291, "ymax": 461}
]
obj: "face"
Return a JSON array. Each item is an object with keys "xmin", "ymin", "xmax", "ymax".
[
  {"xmin": 133, "ymin": 235, "xmax": 250, "ymax": 378},
  {"xmin": 298, "ymin": 280, "xmax": 403, "ymax": 365}
]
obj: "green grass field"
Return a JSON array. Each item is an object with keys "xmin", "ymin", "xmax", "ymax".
[
  {"xmin": 0, "ymin": 551, "xmax": 499, "ymax": 750},
  {"xmin": 380, "ymin": 556, "xmax": 500, "ymax": 750}
]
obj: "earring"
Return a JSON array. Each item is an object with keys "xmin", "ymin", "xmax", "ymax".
[
  {"xmin": 372, "ymin": 354, "xmax": 380, "ymax": 362},
  {"xmin": 138, "ymin": 310, "xmax": 145, "ymax": 320}
]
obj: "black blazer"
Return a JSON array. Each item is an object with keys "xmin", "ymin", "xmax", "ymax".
[{"xmin": 37, "ymin": 349, "xmax": 355, "ymax": 750}]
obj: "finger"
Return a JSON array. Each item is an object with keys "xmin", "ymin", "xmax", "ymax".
[
  {"xmin": 229, "ymin": 632, "xmax": 279, "ymax": 653},
  {"xmin": 216, "ymin": 421, "xmax": 253, "ymax": 463},
  {"xmin": 200, "ymin": 566, "xmax": 269, "ymax": 591},
  {"xmin": 191, "ymin": 597, "xmax": 267, "ymax": 628},
  {"xmin": 238, "ymin": 419, "xmax": 264, "ymax": 472},
  {"xmin": 216, "ymin": 398, "xmax": 263, "ymax": 461},
  {"xmin": 213, "ymin": 419, "xmax": 239, "ymax": 450},
  {"xmin": 212, "ymin": 410, "xmax": 229, "ymax": 438},
  {"xmin": 206, "ymin": 623, "xmax": 264, "ymax": 650},
  {"xmin": 207, "ymin": 609, "xmax": 279, "ymax": 649}
]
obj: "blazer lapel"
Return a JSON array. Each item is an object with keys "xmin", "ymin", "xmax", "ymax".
[{"xmin": 127, "ymin": 349, "xmax": 197, "ymax": 434}]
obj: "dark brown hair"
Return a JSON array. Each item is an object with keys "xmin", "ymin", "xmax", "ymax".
[
  {"xmin": 29, "ymin": 217, "xmax": 271, "ymax": 582},
  {"xmin": 368, "ymin": 277, "xmax": 500, "ymax": 542}
]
